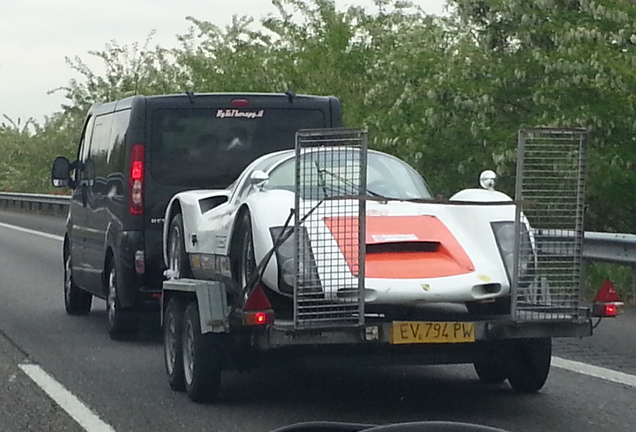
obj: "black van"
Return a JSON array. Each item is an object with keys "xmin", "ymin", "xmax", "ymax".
[{"xmin": 51, "ymin": 92, "xmax": 343, "ymax": 339}]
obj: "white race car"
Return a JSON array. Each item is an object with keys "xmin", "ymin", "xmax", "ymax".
[{"xmin": 163, "ymin": 147, "xmax": 534, "ymax": 315}]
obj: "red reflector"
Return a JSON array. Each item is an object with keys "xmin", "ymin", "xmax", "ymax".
[
  {"xmin": 151, "ymin": 293, "xmax": 163, "ymax": 299},
  {"xmin": 244, "ymin": 284, "xmax": 272, "ymax": 311},
  {"xmin": 594, "ymin": 278, "xmax": 621, "ymax": 302},
  {"xmin": 231, "ymin": 98, "xmax": 249, "ymax": 107},
  {"xmin": 592, "ymin": 278, "xmax": 624, "ymax": 317}
]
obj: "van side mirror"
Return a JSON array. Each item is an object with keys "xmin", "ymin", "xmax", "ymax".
[{"xmin": 51, "ymin": 156, "xmax": 72, "ymax": 188}]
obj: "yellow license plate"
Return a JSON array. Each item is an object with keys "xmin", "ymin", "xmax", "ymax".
[{"xmin": 390, "ymin": 321, "xmax": 475, "ymax": 344}]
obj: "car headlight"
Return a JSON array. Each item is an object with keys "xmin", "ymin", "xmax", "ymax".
[
  {"xmin": 269, "ymin": 226, "xmax": 321, "ymax": 294},
  {"xmin": 491, "ymin": 221, "xmax": 535, "ymax": 287}
]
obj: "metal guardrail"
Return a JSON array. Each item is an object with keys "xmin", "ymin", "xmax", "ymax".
[
  {"xmin": 1, "ymin": 192, "xmax": 634, "ymax": 298},
  {"xmin": 0, "ymin": 192, "xmax": 70, "ymax": 217}
]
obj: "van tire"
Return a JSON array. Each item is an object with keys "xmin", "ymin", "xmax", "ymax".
[
  {"xmin": 64, "ymin": 250, "xmax": 92, "ymax": 315},
  {"xmin": 106, "ymin": 262, "xmax": 139, "ymax": 340}
]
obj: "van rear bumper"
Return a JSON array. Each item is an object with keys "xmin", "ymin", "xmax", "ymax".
[{"xmin": 117, "ymin": 230, "xmax": 162, "ymax": 310}]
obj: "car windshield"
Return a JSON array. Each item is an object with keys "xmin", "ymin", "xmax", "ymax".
[{"xmin": 264, "ymin": 149, "xmax": 432, "ymax": 200}]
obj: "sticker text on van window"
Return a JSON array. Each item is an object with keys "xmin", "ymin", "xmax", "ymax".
[{"xmin": 216, "ymin": 109, "xmax": 265, "ymax": 119}]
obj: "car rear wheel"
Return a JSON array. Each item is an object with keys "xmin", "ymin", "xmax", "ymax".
[
  {"xmin": 106, "ymin": 262, "xmax": 139, "ymax": 340},
  {"xmin": 168, "ymin": 213, "xmax": 192, "ymax": 279},
  {"xmin": 164, "ymin": 296, "xmax": 185, "ymax": 391},
  {"xmin": 182, "ymin": 301, "xmax": 225, "ymax": 403},
  {"xmin": 507, "ymin": 338, "xmax": 552, "ymax": 393},
  {"xmin": 64, "ymin": 250, "xmax": 92, "ymax": 315}
]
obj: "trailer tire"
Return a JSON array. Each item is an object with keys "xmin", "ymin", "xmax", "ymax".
[
  {"xmin": 507, "ymin": 338, "xmax": 552, "ymax": 393},
  {"xmin": 473, "ymin": 342, "xmax": 509, "ymax": 384},
  {"xmin": 182, "ymin": 301, "xmax": 224, "ymax": 403},
  {"xmin": 164, "ymin": 296, "xmax": 186, "ymax": 391}
]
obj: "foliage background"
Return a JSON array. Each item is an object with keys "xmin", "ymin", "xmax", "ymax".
[{"xmin": 1, "ymin": 0, "xmax": 634, "ymax": 299}]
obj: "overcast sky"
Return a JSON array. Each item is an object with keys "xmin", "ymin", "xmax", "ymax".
[{"xmin": 0, "ymin": 0, "xmax": 447, "ymax": 123}]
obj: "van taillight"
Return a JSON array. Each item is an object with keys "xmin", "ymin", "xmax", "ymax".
[{"xmin": 129, "ymin": 144, "xmax": 144, "ymax": 216}]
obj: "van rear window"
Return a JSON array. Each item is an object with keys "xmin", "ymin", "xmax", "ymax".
[{"xmin": 150, "ymin": 108, "xmax": 326, "ymax": 187}]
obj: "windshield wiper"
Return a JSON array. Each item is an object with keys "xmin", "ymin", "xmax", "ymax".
[{"xmin": 314, "ymin": 166, "xmax": 385, "ymax": 198}]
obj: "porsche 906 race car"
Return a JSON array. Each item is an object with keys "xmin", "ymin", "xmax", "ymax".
[{"xmin": 162, "ymin": 143, "xmax": 535, "ymax": 316}]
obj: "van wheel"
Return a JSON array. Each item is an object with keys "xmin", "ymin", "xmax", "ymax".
[
  {"xmin": 106, "ymin": 262, "xmax": 139, "ymax": 340},
  {"xmin": 164, "ymin": 296, "xmax": 185, "ymax": 391},
  {"xmin": 182, "ymin": 301, "xmax": 225, "ymax": 403},
  {"xmin": 168, "ymin": 213, "xmax": 192, "ymax": 279},
  {"xmin": 64, "ymin": 250, "xmax": 92, "ymax": 315},
  {"xmin": 507, "ymin": 338, "xmax": 552, "ymax": 393}
]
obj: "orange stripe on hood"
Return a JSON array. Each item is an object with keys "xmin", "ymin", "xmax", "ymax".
[{"xmin": 323, "ymin": 215, "xmax": 474, "ymax": 279}]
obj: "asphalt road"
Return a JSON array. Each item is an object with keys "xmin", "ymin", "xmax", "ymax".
[{"xmin": 0, "ymin": 210, "xmax": 634, "ymax": 432}]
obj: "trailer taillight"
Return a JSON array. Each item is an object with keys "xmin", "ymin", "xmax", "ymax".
[
  {"xmin": 129, "ymin": 144, "xmax": 145, "ymax": 216},
  {"xmin": 244, "ymin": 284, "xmax": 274, "ymax": 326},
  {"xmin": 592, "ymin": 278, "xmax": 624, "ymax": 318}
]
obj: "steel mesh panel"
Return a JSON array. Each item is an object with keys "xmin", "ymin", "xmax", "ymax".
[
  {"xmin": 513, "ymin": 128, "xmax": 587, "ymax": 321},
  {"xmin": 293, "ymin": 129, "xmax": 367, "ymax": 329}
]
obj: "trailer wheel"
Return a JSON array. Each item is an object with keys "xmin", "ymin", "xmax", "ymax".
[
  {"xmin": 64, "ymin": 249, "xmax": 92, "ymax": 315},
  {"xmin": 164, "ymin": 296, "xmax": 185, "ymax": 391},
  {"xmin": 507, "ymin": 338, "xmax": 552, "ymax": 393},
  {"xmin": 182, "ymin": 301, "xmax": 224, "ymax": 403},
  {"xmin": 473, "ymin": 342, "xmax": 509, "ymax": 384}
]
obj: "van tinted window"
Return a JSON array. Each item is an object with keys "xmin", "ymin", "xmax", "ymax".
[{"xmin": 150, "ymin": 108, "xmax": 326, "ymax": 187}]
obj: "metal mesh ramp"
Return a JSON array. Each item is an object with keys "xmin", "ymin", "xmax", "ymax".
[
  {"xmin": 293, "ymin": 129, "xmax": 367, "ymax": 329},
  {"xmin": 513, "ymin": 128, "xmax": 587, "ymax": 320}
]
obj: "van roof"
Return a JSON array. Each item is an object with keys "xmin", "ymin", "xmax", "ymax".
[{"xmin": 88, "ymin": 92, "xmax": 337, "ymax": 115}]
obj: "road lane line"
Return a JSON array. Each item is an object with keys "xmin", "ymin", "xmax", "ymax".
[
  {"xmin": 552, "ymin": 356, "xmax": 636, "ymax": 388},
  {"xmin": 0, "ymin": 221, "xmax": 63, "ymax": 241},
  {"xmin": 19, "ymin": 364, "xmax": 116, "ymax": 432}
]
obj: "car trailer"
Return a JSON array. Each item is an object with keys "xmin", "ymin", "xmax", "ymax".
[{"xmin": 161, "ymin": 128, "xmax": 621, "ymax": 403}]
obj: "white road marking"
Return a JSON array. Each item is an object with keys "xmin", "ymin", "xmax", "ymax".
[
  {"xmin": 0, "ymin": 221, "xmax": 63, "ymax": 241},
  {"xmin": 19, "ymin": 364, "xmax": 116, "ymax": 432},
  {"xmin": 552, "ymin": 356, "xmax": 636, "ymax": 388}
]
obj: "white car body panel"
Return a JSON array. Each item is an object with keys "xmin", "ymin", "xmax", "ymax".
[{"xmin": 163, "ymin": 149, "xmax": 527, "ymax": 306}]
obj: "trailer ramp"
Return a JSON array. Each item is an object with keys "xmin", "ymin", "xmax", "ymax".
[
  {"xmin": 513, "ymin": 128, "xmax": 587, "ymax": 321},
  {"xmin": 293, "ymin": 129, "xmax": 367, "ymax": 329}
]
